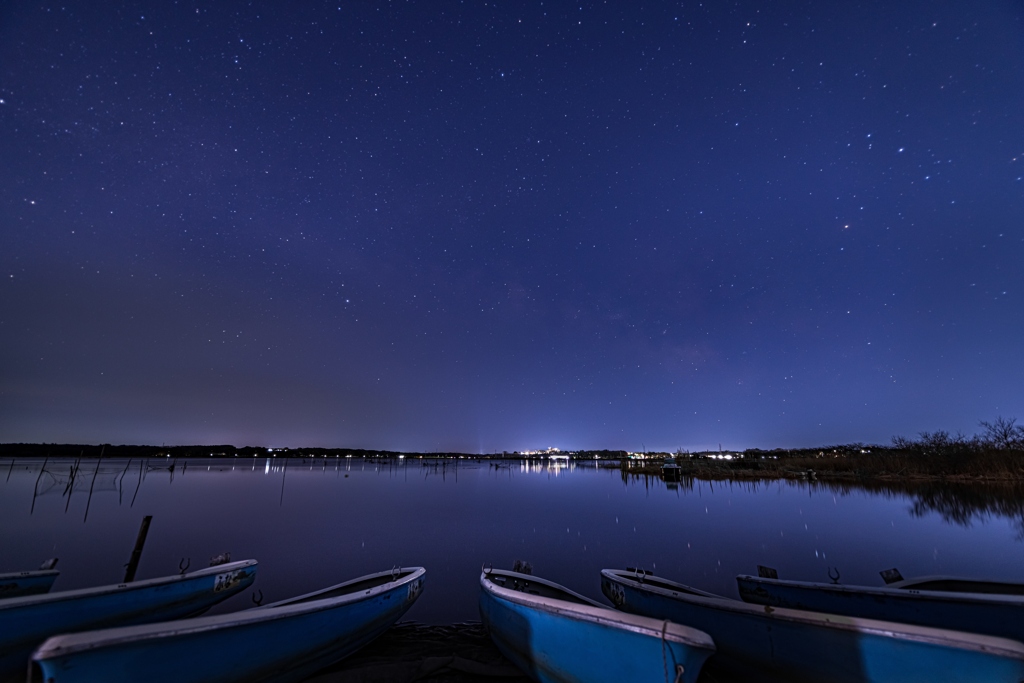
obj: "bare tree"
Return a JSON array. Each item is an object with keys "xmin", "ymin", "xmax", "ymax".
[
  {"xmin": 891, "ymin": 435, "xmax": 915, "ymax": 451},
  {"xmin": 979, "ymin": 417, "xmax": 1024, "ymax": 451},
  {"xmin": 891, "ymin": 430, "xmax": 980, "ymax": 456}
]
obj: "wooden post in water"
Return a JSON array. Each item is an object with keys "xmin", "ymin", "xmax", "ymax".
[
  {"xmin": 83, "ymin": 446, "xmax": 105, "ymax": 523},
  {"xmin": 130, "ymin": 459, "xmax": 144, "ymax": 507},
  {"xmin": 118, "ymin": 458, "xmax": 132, "ymax": 505},
  {"xmin": 30, "ymin": 456, "xmax": 49, "ymax": 514},
  {"xmin": 64, "ymin": 456, "xmax": 82, "ymax": 513},
  {"xmin": 123, "ymin": 515, "xmax": 153, "ymax": 582},
  {"xmin": 279, "ymin": 457, "xmax": 289, "ymax": 506}
]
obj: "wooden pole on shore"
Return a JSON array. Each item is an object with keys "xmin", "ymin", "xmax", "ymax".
[{"xmin": 123, "ymin": 515, "xmax": 153, "ymax": 583}]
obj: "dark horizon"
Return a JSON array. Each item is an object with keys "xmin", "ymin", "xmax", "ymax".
[{"xmin": 2, "ymin": 2, "xmax": 1021, "ymax": 452}]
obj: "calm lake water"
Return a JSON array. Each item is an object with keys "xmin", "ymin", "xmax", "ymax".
[{"xmin": 2, "ymin": 457, "xmax": 1021, "ymax": 624}]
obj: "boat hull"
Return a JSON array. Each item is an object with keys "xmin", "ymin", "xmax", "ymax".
[
  {"xmin": 480, "ymin": 570, "xmax": 715, "ymax": 683},
  {"xmin": 737, "ymin": 574, "xmax": 1024, "ymax": 642},
  {"xmin": 602, "ymin": 569, "xmax": 1024, "ymax": 683},
  {"xmin": 32, "ymin": 567, "xmax": 425, "ymax": 683},
  {"xmin": 0, "ymin": 571, "xmax": 58, "ymax": 600},
  {"xmin": 0, "ymin": 561, "xmax": 255, "ymax": 679}
]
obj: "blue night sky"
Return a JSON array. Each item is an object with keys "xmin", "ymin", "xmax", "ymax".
[{"xmin": 1, "ymin": 2, "xmax": 1022, "ymax": 453}]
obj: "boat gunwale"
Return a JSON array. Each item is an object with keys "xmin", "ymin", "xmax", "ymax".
[
  {"xmin": 0, "ymin": 560, "xmax": 258, "ymax": 611},
  {"xmin": 482, "ymin": 569, "xmax": 604, "ymax": 608},
  {"xmin": 888, "ymin": 577, "xmax": 1024, "ymax": 593},
  {"xmin": 260, "ymin": 567, "xmax": 422, "ymax": 609},
  {"xmin": 481, "ymin": 569, "xmax": 715, "ymax": 651},
  {"xmin": 0, "ymin": 570, "xmax": 60, "ymax": 582},
  {"xmin": 32, "ymin": 567, "xmax": 425, "ymax": 658},
  {"xmin": 738, "ymin": 573, "xmax": 1024, "ymax": 605},
  {"xmin": 604, "ymin": 569, "xmax": 1024, "ymax": 659}
]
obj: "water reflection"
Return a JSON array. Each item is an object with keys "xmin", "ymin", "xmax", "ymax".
[
  {"xmin": 620, "ymin": 467, "xmax": 1024, "ymax": 537},
  {"xmin": 1, "ymin": 457, "xmax": 1020, "ymax": 624},
  {"xmin": 799, "ymin": 478, "xmax": 1024, "ymax": 539}
]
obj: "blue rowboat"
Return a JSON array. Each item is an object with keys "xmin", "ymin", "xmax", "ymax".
[
  {"xmin": 31, "ymin": 567, "xmax": 425, "ymax": 683},
  {"xmin": 0, "ymin": 560, "xmax": 256, "ymax": 678},
  {"xmin": 480, "ymin": 568, "xmax": 715, "ymax": 683},
  {"xmin": 602, "ymin": 568, "xmax": 1024, "ymax": 683},
  {"xmin": 737, "ymin": 571, "xmax": 1024, "ymax": 642},
  {"xmin": 0, "ymin": 570, "xmax": 59, "ymax": 600}
]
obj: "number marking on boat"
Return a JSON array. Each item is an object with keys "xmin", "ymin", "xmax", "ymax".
[{"xmin": 214, "ymin": 570, "xmax": 243, "ymax": 592}]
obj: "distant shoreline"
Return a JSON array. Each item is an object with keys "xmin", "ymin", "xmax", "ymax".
[
  {"xmin": 619, "ymin": 458, "xmax": 1024, "ymax": 485},
  {"xmin": 3, "ymin": 442, "xmax": 1023, "ymax": 484},
  {"xmin": 0, "ymin": 443, "xmax": 628, "ymax": 461}
]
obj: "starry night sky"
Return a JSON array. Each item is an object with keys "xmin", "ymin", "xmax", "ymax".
[{"xmin": 2, "ymin": 2, "xmax": 1022, "ymax": 453}]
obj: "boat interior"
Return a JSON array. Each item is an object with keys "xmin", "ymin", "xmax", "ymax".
[
  {"xmin": 610, "ymin": 570, "xmax": 720, "ymax": 599},
  {"xmin": 274, "ymin": 569, "xmax": 418, "ymax": 607},
  {"xmin": 896, "ymin": 578, "xmax": 1024, "ymax": 596},
  {"xmin": 485, "ymin": 571, "xmax": 594, "ymax": 606}
]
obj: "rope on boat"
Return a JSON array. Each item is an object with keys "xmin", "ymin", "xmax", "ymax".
[
  {"xmin": 661, "ymin": 619, "xmax": 669, "ymax": 683},
  {"xmin": 660, "ymin": 619, "xmax": 685, "ymax": 683}
]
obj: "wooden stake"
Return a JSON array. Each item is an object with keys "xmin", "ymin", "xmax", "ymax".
[{"xmin": 123, "ymin": 515, "xmax": 153, "ymax": 582}]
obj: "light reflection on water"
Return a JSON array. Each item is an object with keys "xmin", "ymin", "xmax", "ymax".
[{"xmin": 1, "ymin": 457, "xmax": 1021, "ymax": 624}]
